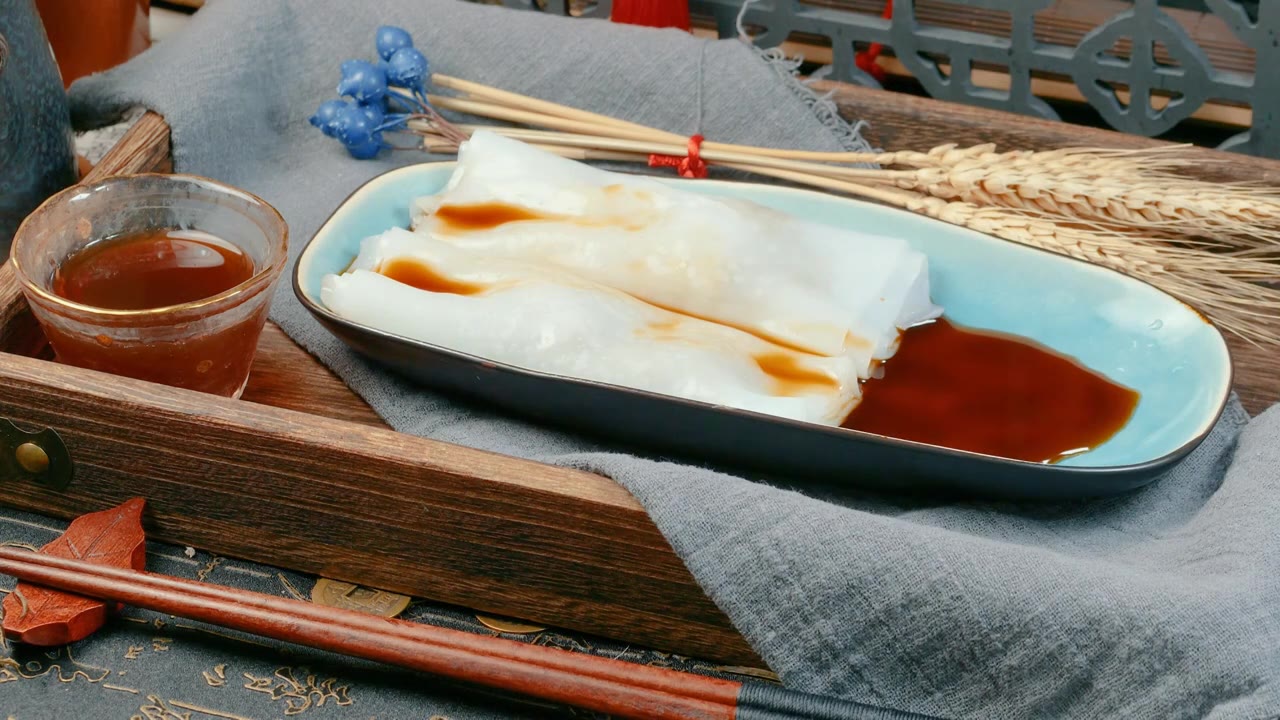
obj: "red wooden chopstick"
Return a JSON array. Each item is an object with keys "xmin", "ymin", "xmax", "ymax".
[
  {"xmin": 0, "ymin": 547, "xmax": 732, "ymax": 719},
  {"xmin": 0, "ymin": 547, "xmax": 937, "ymax": 720}
]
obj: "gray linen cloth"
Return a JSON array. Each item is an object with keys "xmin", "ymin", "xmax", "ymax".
[{"xmin": 63, "ymin": 0, "xmax": 1279, "ymax": 717}]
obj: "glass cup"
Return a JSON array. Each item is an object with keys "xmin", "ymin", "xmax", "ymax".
[{"xmin": 10, "ymin": 174, "xmax": 288, "ymax": 398}]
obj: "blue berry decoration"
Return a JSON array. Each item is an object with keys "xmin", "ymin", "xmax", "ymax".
[
  {"xmin": 333, "ymin": 103, "xmax": 378, "ymax": 147},
  {"xmin": 359, "ymin": 100, "xmax": 386, "ymax": 126},
  {"xmin": 312, "ymin": 25, "xmax": 437, "ymax": 160},
  {"xmin": 345, "ymin": 138, "xmax": 384, "ymax": 160},
  {"xmin": 308, "ymin": 99, "xmax": 349, "ymax": 137},
  {"xmin": 376, "ymin": 25, "xmax": 414, "ymax": 61},
  {"xmin": 336, "ymin": 59, "xmax": 388, "ymax": 104},
  {"xmin": 385, "ymin": 47, "xmax": 429, "ymax": 91}
]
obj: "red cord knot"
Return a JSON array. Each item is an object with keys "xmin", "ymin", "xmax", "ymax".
[
  {"xmin": 648, "ymin": 134, "xmax": 708, "ymax": 179},
  {"xmin": 854, "ymin": 0, "xmax": 892, "ymax": 84}
]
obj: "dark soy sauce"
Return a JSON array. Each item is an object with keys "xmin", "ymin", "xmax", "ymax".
[{"xmin": 843, "ymin": 319, "xmax": 1139, "ymax": 463}]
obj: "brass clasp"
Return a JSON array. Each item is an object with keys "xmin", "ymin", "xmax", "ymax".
[{"xmin": 0, "ymin": 418, "xmax": 72, "ymax": 490}]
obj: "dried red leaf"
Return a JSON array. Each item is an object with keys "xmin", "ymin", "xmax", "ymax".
[{"xmin": 2, "ymin": 497, "xmax": 146, "ymax": 645}]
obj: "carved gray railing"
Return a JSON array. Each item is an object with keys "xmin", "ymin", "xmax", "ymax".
[{"xmin": 489, "ymin": 0, "xmax": 1279, "ymax": 158}]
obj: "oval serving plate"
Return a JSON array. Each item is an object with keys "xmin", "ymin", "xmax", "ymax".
[{"xmin": 294, "ymin": 162, "xmax": 1231, "ymax": 500}]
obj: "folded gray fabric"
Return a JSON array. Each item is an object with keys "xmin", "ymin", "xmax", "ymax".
[{"xmin": 66, "ymin": 1, "xmax": 1279, "ymax": 717}]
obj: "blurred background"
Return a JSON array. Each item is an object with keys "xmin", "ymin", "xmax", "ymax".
[{"xmin": 33, "ymin": 0, "xmax": 1265, "ymax": 154}]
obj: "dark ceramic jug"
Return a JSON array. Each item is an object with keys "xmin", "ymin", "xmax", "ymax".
[{"xmin": 0, "ymin": 0, "xmax": 76, "ymax": 257}]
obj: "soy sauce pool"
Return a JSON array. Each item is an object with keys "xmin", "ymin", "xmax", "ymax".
[
  {"xmin": 842, "ymin": 319, "xmax": 1139, "ymax": 463},
  {"xmin": 52, "ymin": 228, "xmax": 254, "ymax": 310}
]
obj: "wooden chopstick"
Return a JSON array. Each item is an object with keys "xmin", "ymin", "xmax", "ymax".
[
  {"xmin": 0, "ymin": 548, "xmax": 938, "ymax": 720},
  {"xmin": 0, "ymin": 547, "xmax": 735, "ymax": 720}
]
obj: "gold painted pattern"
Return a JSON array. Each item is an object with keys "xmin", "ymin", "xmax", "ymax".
[
  {"xmin": 195, "ymin": 557, "xmax": 224, "ymax": 582},
  {"xmin": 0, "ymin": 647, "xmax": 110, "ymax": 684},
  {"xmin": 202, "ymin": 663, "xmax": 228, "ymax": 687},
  {"xmin": 131, "ymin": 695, "xmax": 192, "ymax": 720},
  {"xmin": 241, "ymin": 667, "xmax": 353, "ymax": 715}
]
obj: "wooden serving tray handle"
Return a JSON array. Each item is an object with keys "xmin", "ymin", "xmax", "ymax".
[{"xmin": 0, "ymin": 111, "xmax": 760, "ymax": 666}]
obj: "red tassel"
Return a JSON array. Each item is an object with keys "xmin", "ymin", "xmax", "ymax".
[{"xmin": 610, "ymin": 0, "xmax": 692, "ymax": 31}]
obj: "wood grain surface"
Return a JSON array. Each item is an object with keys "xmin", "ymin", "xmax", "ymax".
[
  {"xmin": 0, "ymin": 264, "xmax": 39, "ymax": 359},
  {"xmin": 1, "ymin": 77, "xmax": 1278, "ymax": 668},
  {"xmin": 0, "ymin": 349, "xmax": 756, "ymax": 664},
  {"xmin": 81, "ymin": 111, "xmax": 172, "ymax": 182}
]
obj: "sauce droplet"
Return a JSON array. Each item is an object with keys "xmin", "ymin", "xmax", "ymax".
[
  {"xmin": 379, "ymin": 258, "xmax": 489, "ymax": 295},
  {"xmin": 433, "ymin": 203, "xmax": 551, "ymax": 231},
  {"xmin": 753, "ymin": 352, "xmax": 839, "ymax": 396}
]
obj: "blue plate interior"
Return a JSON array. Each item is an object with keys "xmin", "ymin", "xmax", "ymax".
[{"xmin": 297, "ymin": 163, "xmax": 1232, "ymax": 470}]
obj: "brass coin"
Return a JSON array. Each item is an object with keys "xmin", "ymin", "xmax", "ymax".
[
  {"xmin": 310, "ymin": 578, "xmax": 411, "ymax": 618},
  {"xmin": 475, "ymin": 614, "xmax": 547, "ymax": 635},
  {"xmin": 14, "ymin": 443, "xmax": 49, "ymax": 474}
]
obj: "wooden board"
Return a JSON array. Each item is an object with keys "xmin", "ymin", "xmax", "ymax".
[{"xmin": 1, "ymin": 86, "xmax": 1278, "ymax": 668}]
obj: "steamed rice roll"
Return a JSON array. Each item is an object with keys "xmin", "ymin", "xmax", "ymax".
[
  {"xmin": 409, "ymin": 130, "xmax": 939, "ymax": 375},
  {"xmin": 322, "ymin": 229, "xmax": 862, "ymax": 425}
]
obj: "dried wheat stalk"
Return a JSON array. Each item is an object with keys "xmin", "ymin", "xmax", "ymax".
[
  {"xmin": 913, "ymin": 201, "xmax": 1280, "ymax": 344},
  {"xmin": 865, "ymin": 161, "xmax": 1280, "ymax": 251}
]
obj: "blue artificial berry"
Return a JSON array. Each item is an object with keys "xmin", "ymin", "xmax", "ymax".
[
  {"xmin": 334, "ymin": 103, "xmax": 376, "ymax": 148},
  {"xmin": 385, "ymin": 47, "xmax": 429, "ymax": 90},
  {"xmin": 308, "ymin": 99, "xmax": 349, "ymax": 137},
  {"xmin": 346, "ymin": 135, "xmax": 384, "ymax": 160},
  {"xmin": 337, "ymin": 59, "xmax": 388, "ymax": 104},
  {"xmin": 376, "ymin": 25, "xmax": 414, "ymax": 61},
  {"xmin": 358, "ymin": 99, "xmax": 386, "ymax": 126}
]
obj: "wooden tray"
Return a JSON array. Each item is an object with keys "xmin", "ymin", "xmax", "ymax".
[{"xmin": 2, "ymin": 85, "xmax": 1278, "ymax": 668}]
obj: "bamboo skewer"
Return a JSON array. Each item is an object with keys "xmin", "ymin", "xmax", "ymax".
[
  {"xmin": 431, "ymin": 73, "xmax": 888, "ymax": 163},
  {"xmin": 433, "ymin": 74, "xmax": 670, "ymax": 140},
  {"xmin": 0, "ymin": 547, "xmax": 931, "ymax": 720},
  {"xmin": 428, "ymin": 94, "xmax": 662, "ymax": 143},
  {"xmin": 437, "ymin": 123, "xmax": 916, "ymax": 182}
]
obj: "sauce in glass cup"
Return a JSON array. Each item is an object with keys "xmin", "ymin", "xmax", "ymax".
[{"xmin": 10, "ymin": 174, "xmax": 288, "ymax": 398}]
